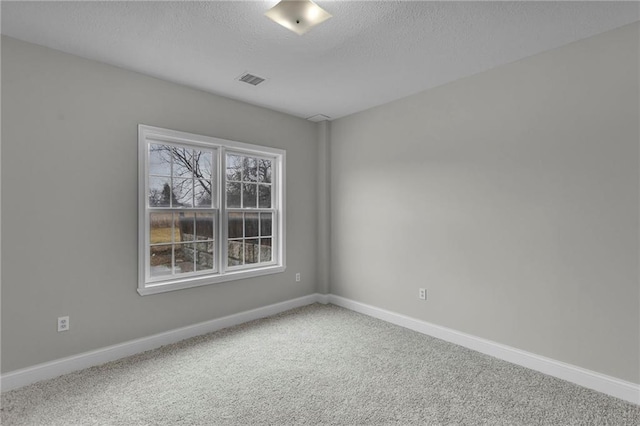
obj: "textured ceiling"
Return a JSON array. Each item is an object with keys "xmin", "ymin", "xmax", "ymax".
[{"xmin": 2, "ymin": 1, "xmax": 638, "ymax": 120}]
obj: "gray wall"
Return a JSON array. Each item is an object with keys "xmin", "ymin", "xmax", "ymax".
[
  {"xmin": 3, "ymin": 22, "xmax": 639, "ymax": 385},
  {"xmin": 330, "ymin": 23, "xmax": 639, "ymax": 383},
  {"xmin": 1, "ymin": 36, "xmax": 318, "ymax": 373}
]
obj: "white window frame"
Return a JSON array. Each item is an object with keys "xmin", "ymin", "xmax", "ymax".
[{"xmin": 138, "ymin": 125, "xmax": 286, "ymax": 295}]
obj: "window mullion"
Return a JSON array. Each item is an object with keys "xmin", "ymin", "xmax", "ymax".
[
  {"xmin": 169, "ymin": 150, "xmax": 174, "ymax": 208},
  {"xmin": 219, "ymin": 147, "xmax": 227, "ymax": 275}
]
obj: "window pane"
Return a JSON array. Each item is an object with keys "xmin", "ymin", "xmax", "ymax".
[
  {"xmin": 150, "ymin": 245, "xmax": 172, "ymax": 277},
  {"xmin": 150, "ymin": 213, "xmax": 173, "ymax": 244},
  {"xmin": 260, "ymin": 213, "xmax": 272, "ymax": 236},
  {"xmin": 228, "ymin": 213, "xmax": 243, "ymax": 238},
  {"xmin": 195, "ymin": 180, "xmax": 213, "ymax": 207},
  {"xmin": 244, "ymin": 157, "xmax": 258, "ymax": 182},
  {"xmin": 149, "ymin": 144, "xmax": 171, "ymax": 176},
  {"xmin": 245, "ymin": 239, "xmax": 259, "ymax": 264},
  {"xmin": 194, "ymin": 150, "xmax": 214, "ymax": 207},
  {"xmin": 194, "ymin": 150, "xmax": 213, "ymax": 180},
  {"xmin": 228, "ymin": 240, "xmax": 243, "ymax": 266},
  {"xmin": 226, "ymin": 154, "xmax": 242, "ymax": 181},
  {"xmin": 226, "ymin": 182, "xmax": 241, "ymax": 208},
  {"xmin": 149, "ymin": 176, "xmax": 171, "ymax": 207},
  {"xmin": 195, "ymin": 240, "xmax": 215, "ymax": 271},
  {"xmin": 195, "ymin": 213, "xmax": 214, "ymax": 241},
  {"xmin": 243, "ymin": 184, "xmax": 257, "ymax": 208},
  {"xmin": 245, "ymin": 213, "xmax": 259, "ymax": 238},
  {"xmin": 258, "ymin": 185, "xmax": 271, "ymax": 208},
  {"xmin": 175, "ymin": 212, "xmax": 195, "ymax": 242},
  {"xmin": 172, "ymin": 147, "xmax": 193, "ymax": 178},
  {"xmin": 258, "ymin": 159, "xmax": 272, "ymax": 183},
  {"xmin": 173, "ymin": 178, "xmax": 194, "ymax": 207},
  {"xmin": 260, "ymin": 238, "xmax": 272, "ymax": 262},
  {"xmin": 174, "ymin": 243, "xmax": 195, "ymax": 274}
]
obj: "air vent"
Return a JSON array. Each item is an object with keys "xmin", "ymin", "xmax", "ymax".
[{"xmin": 238, "ymin": 73, "xmax": 266, "ymax": 86}]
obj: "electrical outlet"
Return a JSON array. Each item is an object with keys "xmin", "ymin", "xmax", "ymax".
[
  {"xmin": 295, "ymin": 273, "xmax": 301, "ymax": 282},
  {"xmin": 419, "ymin": 288, "xmax": 427, "ymax": 300},
  {"xmin": 58, "ymin": 316, "xmax": 70, "ymax": 332}
]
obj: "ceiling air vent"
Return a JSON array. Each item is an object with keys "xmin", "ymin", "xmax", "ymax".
[{"xmin": 238, "ymin": 72, "xmax": 266, "ymax": 86}]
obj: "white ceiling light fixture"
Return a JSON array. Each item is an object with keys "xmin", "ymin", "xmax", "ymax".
[{"xmin": 265, "ymin": 0, "xmax": 332, "ymax": 35}]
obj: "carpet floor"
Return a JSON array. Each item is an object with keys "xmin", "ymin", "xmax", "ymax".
[{"xmin": 1, "ymin": 303, "xmax": 639, "ymax": 425}]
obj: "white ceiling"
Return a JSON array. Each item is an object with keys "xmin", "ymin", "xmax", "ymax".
[{"xmin": 2, "ymin": 1, "xmax": 638, "ymax": 120}]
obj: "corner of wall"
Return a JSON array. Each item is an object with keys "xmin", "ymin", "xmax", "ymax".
[{"xmin": 316, "ymin": 120, "xmax": 331, "ymax": 295}]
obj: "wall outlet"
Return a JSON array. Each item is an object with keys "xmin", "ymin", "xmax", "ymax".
[
  {"xmin": 57, "ymin": 316, "xmax": 70, "ymax": 332},
  {"xmin": 419, "ymin": 288, "xmax": 427, "ymax": 300},
  {"xmin": 295, "ymin": 273, "xmax": 301, "ymax": 282}
]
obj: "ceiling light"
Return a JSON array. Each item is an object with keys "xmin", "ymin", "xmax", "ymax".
[{"xmin": 265, "ymin": 0, "xmax": 332, "ymax": 35}]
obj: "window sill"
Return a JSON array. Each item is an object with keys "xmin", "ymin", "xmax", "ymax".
[{"xmin": 137, "ymin": 265, "xmax": 286, "ymax": 296}]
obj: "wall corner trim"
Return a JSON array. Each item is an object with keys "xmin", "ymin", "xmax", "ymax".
[
  {"xmin": 328, "ymin": 294, "xmax": 640, "ymax": 405},
  {"xmin": 316, "ymin": 293, "xmax": 331, "ymax": 304}
]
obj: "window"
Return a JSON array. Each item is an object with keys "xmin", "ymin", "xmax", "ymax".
[{"xmin": 138, "ymin": 125, "xmax": 285, "ymax": 295}]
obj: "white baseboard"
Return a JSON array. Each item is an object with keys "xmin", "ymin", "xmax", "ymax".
[
  {"xmin": 3, "ymin": 292, "xmax": 639, "ymax": 406},
  {"xmin": 328, "ymin": 294, "xmax": 640, "ymax": 405},
  {"xmin": 1, "ymin": 293, "xmax": 322, "ymax": 392}
]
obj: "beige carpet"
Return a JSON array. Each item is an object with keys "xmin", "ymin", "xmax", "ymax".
[{"xmin": 2, "ymin": 303, "xmax": 639, "ymax": 425}]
